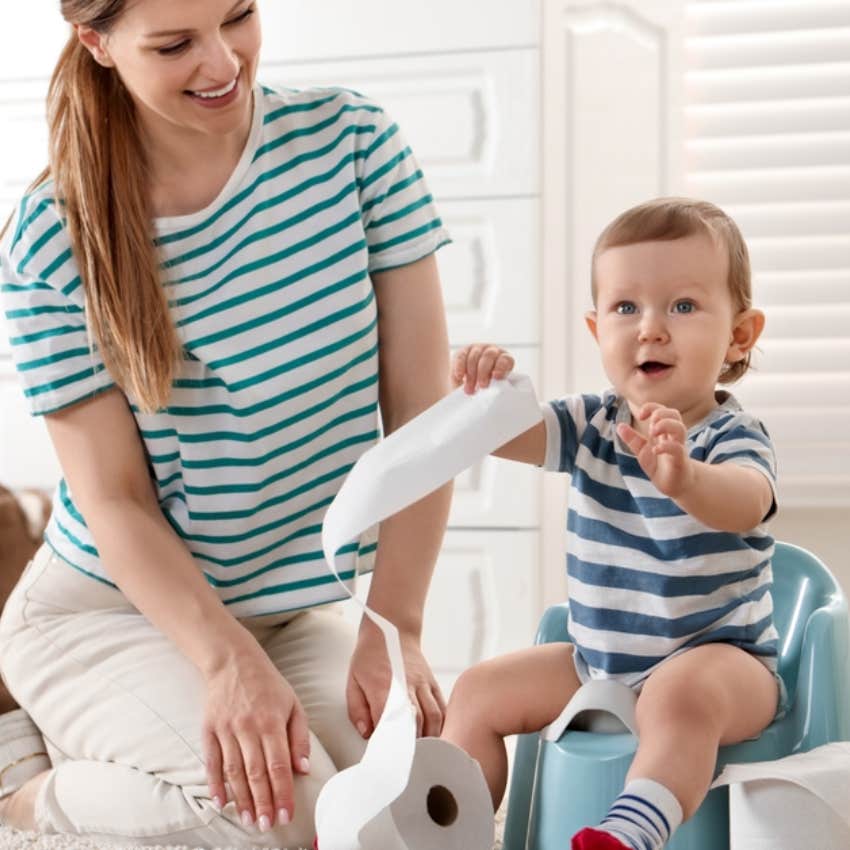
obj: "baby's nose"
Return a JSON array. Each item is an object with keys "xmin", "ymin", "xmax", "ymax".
[{"xmin": 638, "ymin": 316, "xmax": 669, "ymax": 343}]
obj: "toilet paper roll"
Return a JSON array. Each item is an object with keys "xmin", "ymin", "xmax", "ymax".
[
  {"xmin": 316, "ymin": 376, "xmax": 542, "ymax": 850},
  {"xmin": 357, "ymin": 738, "xmax": 495, "ymax": 850},
  {"xmin": 712, "ymin": 743, "xmax": 850, "ymax": 850}
]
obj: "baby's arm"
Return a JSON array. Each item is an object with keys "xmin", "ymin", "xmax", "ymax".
[
  {"xmin": 618, "ymin": 403, "xmax": 773, "ymax": 532},
  {"xmin": 451, "ymin": 344, "xmax": 546, "ymax": 466}
]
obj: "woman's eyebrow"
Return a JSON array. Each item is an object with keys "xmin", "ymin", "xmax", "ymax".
[{"xmin": 144, "ymin": 0, "xmax": 246, "ymax": 38}]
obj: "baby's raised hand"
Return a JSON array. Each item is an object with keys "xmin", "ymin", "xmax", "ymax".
[
  {"xmin": 451, "ymin": 344, "xmax": 515, "ymax": 395},
  {"xmin": 616, "ymin": 403, "xmax": 696, "ymax": 498}
]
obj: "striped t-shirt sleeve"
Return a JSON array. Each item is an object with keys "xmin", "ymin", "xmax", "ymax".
[
  {"xmin": 704, "ymin": 411, "xmax": 778, "ymax": 519},
  {"xmin": 355, "ymin": 101, "xmax": 450, "ymax": 273},
  {"xmin": 541, "ymin": 394, "xmax": 605, "ymax": 473},
  {"xmin": 1, "ymin": 194, "xmax": 115, "ymax": 416}
]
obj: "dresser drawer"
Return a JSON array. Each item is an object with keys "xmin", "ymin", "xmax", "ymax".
[{"xmin": 261, "ymin": 48, "xmax": 540, "ymax": 199}]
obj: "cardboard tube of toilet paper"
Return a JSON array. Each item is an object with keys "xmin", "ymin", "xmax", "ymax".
[{"xmin": 316, "ymin": 375, "xmax": 542, "ymax": 850}]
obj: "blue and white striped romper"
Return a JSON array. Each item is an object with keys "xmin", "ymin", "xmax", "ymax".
[{"xmin": 541, "ymin": 390, "xmax": 779, "ymax": 689}]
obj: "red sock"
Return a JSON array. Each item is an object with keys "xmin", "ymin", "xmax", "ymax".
[{"xmin": 572, "ymin": 827, "xmax": 632, "ymax": 850}]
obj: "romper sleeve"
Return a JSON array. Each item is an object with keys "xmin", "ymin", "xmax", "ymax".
[
  {"xmin": 704, "ymin": 411, "xmax": 778, "ymax": 520},
  {"xmin": 352, "ymin": 95, "xmax": 451, "ymax": 273},
  {"xmin": 1, "ymin": 190, "xmax": 115, "ymax": 416},
  {"xmin": 541, "ymin": 393, "xmax": 605, "ymax": 474}
]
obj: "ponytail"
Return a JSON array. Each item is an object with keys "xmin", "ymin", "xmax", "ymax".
[{"xmin": 45, "ymin": 31, "xmax": 180, "ymax": 412}]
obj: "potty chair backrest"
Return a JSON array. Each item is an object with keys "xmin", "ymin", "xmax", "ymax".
[{"xmin": 770, "ymin": 541, "xmax": 844, "ymax": 703}]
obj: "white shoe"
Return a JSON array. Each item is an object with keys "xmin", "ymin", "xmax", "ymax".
[{"xmin": 0, "ymin": 709, "xmax": 50, "ymax": 799}]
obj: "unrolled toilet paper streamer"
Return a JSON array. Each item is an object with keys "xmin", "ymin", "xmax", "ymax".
[
  {"xmin": 711, "ymin": 743, "xmax": 850, "ymax": 850},
  {"xmin": 315, "ymin": 375, "xmax": 543, "ymax": 850}
]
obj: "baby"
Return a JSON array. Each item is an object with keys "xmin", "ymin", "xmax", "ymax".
[{"xmin": 443, "ymin": 198, "xmax": 781, "ymax": 850}]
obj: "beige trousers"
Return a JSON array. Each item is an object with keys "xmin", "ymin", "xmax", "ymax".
[{"xmin": 0, "ymin": 545, "xmax": 366, "ymax": 848}]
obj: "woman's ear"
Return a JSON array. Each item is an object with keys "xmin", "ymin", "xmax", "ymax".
[
  {"xmin": 585, "ymin": 310, "xmax": 599, "ymax": 342},
  {"xmin": 727, "ymin": 308, "xmax": 765, "ymax": 364},
  {"xmin": 76, "ymin": 25, "xmax": 115, "ymax": 67}
]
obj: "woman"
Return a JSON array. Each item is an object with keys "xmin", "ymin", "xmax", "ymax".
[{"xmin": 0, "ymin": 0, "xmax": 452, "ymax": 845}]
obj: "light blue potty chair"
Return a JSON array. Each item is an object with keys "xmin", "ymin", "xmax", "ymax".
[{"xmin": 503, "ymin": 542, "xmax": 850, "ymax": 850}]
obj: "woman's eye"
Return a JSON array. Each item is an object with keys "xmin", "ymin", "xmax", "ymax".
[
  {"xmin": 673, "ymin": 300, "xmax": 695, "ymax": 314},
  {"xmin": 158, "ymin": 40, "xmax": 190, "ymax": 56},
  {"xmin": 227, "ymin": 7, "xmax": 256, "ymax": 26},
  {"xmin": 616, "ymin": 302, "xmax": 637, "ymax": 315}
]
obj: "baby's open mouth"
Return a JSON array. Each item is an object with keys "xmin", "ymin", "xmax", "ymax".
[{"xmin": 639, "ymin": 361, "xmax": 671, "ymax": 374}]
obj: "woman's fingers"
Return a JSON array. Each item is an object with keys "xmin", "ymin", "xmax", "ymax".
[
  {"xmin": 218, "ymin": 731, "xmax": 254, "ymax": 826},
  {"xmin": 203, "ymin": 726, "xmax": 227, "ymax": 810},
  {"xmin": 236, "ymin": 728, "xmax": 275, "ymax": 832},
  {"xmin": 417, "ymin": 682, "xmax": 445, "ymax": 737},
  {"xmin": 261, "ymin": 731, "xmax": 294, "ymax": 828},
  {"xmin": 346, "ymin": 673, "xmax": 374, "ymax": 739},
  {"xmin": 287, "ymin": 700, "xmax": 312, "ymax": 777}
]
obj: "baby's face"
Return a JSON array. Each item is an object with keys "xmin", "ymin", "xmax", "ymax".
[{"xmin": 587, "ymin": 232, "xmax": 741, "ymax": 427}]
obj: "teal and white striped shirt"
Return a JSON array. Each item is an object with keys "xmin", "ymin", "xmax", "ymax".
[{"xmin": 1, "ymin": 84, "xmax": 450, "ymax": 616}]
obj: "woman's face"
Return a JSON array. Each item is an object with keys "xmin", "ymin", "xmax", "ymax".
[{"xmin": 78, "ymin": 0, "xmax": 262, "ymax": 142}]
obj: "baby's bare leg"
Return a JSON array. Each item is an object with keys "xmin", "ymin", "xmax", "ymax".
[
  {"xmin": 442, "ymin": 643, "xmax": 581, "ymax": 808},
  {"xmin": 630, "ymin": 643, "xmax": 778, "ymax": 819}
]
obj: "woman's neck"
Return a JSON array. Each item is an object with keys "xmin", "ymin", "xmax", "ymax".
[{"xmin": 143, "ymin": 100, "xmax": 254, "ymax": 219}]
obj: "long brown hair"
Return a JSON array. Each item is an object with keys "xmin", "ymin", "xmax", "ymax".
[
  {"xmin": 8, "ymin": 1, "xmax": 180, "ymax": 412},
  {"xmin": 591, "ymin": 197, "xmax": 754, "ymax": 385}
]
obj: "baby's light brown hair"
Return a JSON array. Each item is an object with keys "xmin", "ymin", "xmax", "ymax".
[{"xmin": 591, "ymin": 197, "xmax": 753, "ymax": 384}]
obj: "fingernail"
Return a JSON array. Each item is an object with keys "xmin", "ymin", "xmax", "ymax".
[
  {"xmin": 241, "ymin": 810, "xmax": 253, "ymax": 828},
  {"xmin": 212, "ymin": 796, "xmax": 223, "ymax": 811},
  {"xmin": 279, "ymin": 808, "xmax": 291, "ymax": 825},
  {"xmin": 258, "ymin": 814, "xmax": 271, "ymax": 833},
  {"xmin": 300, "ymin": 756, "xmax": 311, "ymax": 773},
  {"xmin": 357, "ymin": 721, "xmax": 368, "ymax": 737}
]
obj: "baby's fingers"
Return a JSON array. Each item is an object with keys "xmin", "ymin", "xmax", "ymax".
[
  {"xmin": 491, "ymin": 352, "xmax": 515, "ymax": 381},
  {"xmin": 616, "ymin": 422, "xmax": 648, "ymax": 455},
  {"xmin": 450, "ymin": 348, "xmax": 469, "ymax": 388},
  {"xmin": 476, "ymin": 346, "xmax": 514, "ymax": 388},
  {"xmin": 650, "ymin": 417, "xmax": 687, "ymax": 443}
]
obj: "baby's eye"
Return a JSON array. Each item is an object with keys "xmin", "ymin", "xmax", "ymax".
[
  {"xmin": 673, "ymin": 300, "xmax": 695, "ymax": 314},
  {"xmin": 615, "ymin": 302, "xmax": 637, "ymax": 315}
]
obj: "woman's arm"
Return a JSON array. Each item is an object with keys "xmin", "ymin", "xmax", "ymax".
[
  {"xmin": 346, "ymin": 253, "xmax": 452, "ymax": 739},
  {"xmin": 45, "ymin": 389, "xmax": 309, "ymax": 829}
]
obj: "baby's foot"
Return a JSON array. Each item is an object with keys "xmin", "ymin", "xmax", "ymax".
[{"xmin": 572, "ymin": 827, "xmax": 632, "ymax": 849}]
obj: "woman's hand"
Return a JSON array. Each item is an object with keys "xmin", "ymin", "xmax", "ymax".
[
  {"xmin": 202, "ymin": 648, "xmax": 311, "ymax": 833},
  {"xmin": 451, "ymin": 344, "xmax": 515, "ymax": 394},
  {"xmin": 346, "ymin": 617, "xmax": 446, "ymax": 739}
]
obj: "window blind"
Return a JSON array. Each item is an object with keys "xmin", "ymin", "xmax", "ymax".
[{"xmin": 685, "ymin": 0, "xmax": 850, "ymax": 505}]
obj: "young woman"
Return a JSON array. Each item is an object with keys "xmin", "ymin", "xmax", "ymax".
[{"xmin": 0, "ymin": 1, "xmax": 452, "ymax": 846}]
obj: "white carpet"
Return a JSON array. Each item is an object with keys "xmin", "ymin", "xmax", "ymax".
[{"xmin": 0, "ymin": 808, "xmax": 506, "ymax": 849}]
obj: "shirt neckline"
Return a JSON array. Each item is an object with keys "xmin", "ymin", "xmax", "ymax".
[{"xmin": 154, "ymin": 82, "xmax": 265, "ymax": 234}]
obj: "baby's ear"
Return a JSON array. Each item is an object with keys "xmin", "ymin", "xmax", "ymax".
[
  {"xmin": 585, "ymin": 310, "xmax": 599, "ymax": 341},
  {"xmin": 727, "ymin": 308, "xmax": 765, "ymax": 363}
]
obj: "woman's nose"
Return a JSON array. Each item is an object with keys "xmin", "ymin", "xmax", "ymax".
[{"xmin": 199, "ymin": 36, "xmax": 240, "ymax": 82}]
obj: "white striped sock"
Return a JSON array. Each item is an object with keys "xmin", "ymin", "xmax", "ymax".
[{"xmin": 598, "ymin": 778, "xmax": 683, "ymax": 850}]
